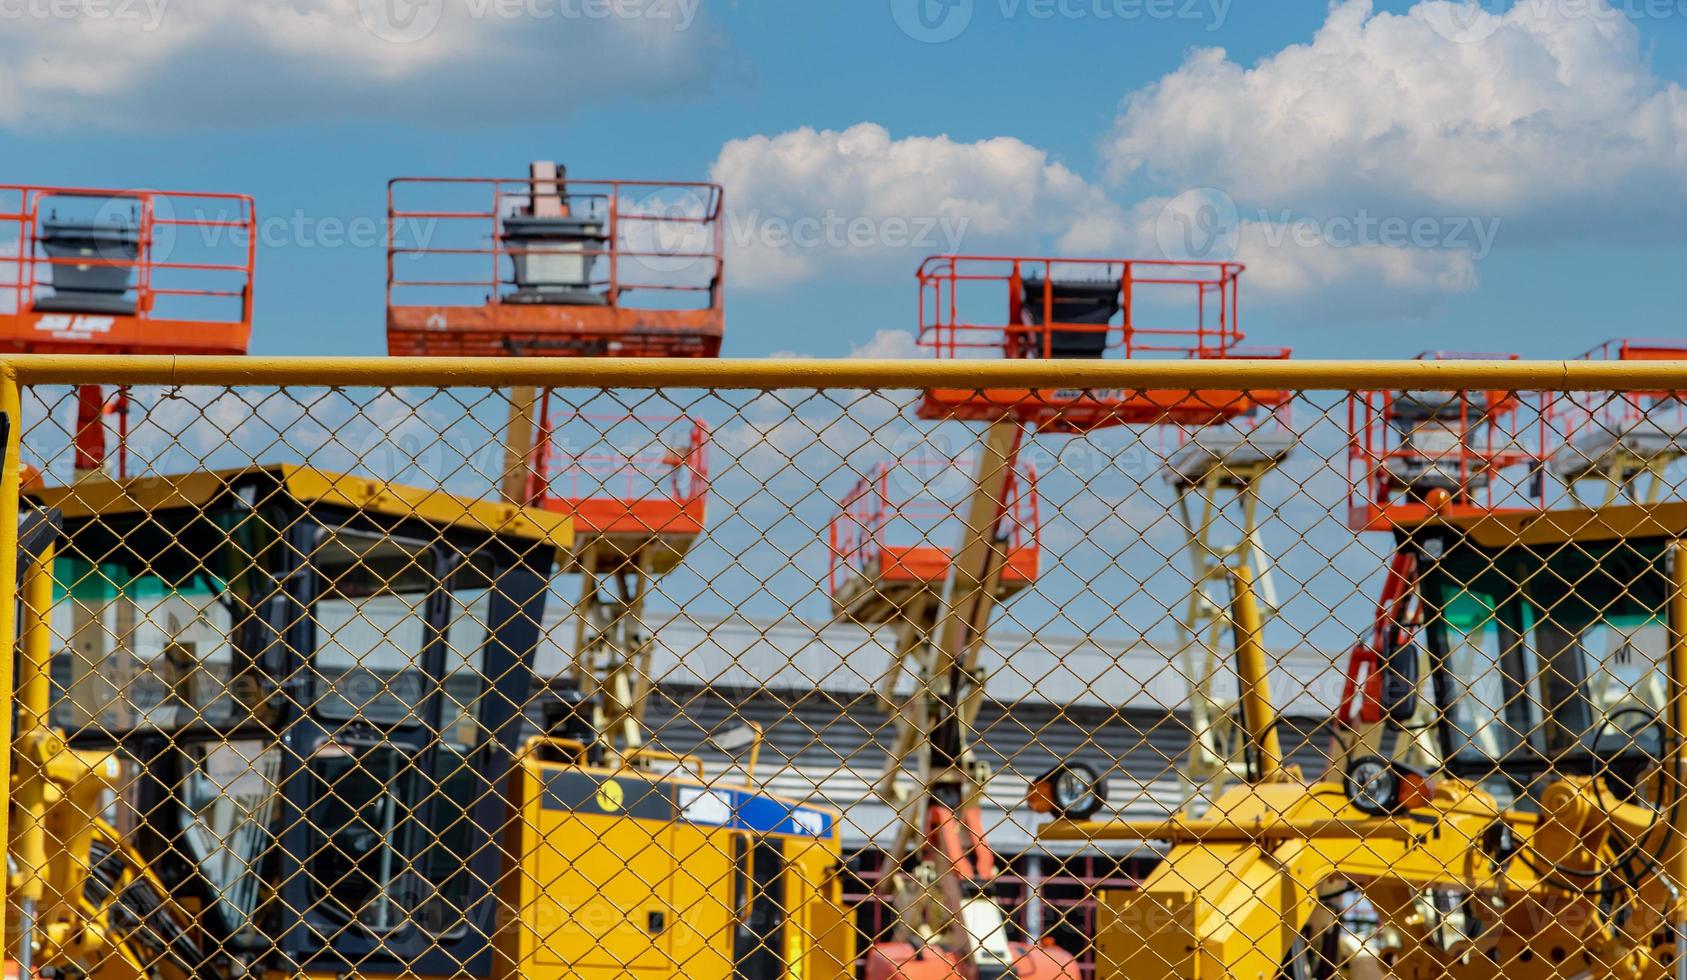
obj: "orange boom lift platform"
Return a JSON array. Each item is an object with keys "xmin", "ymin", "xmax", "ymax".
[
  {"xmin": 386, "ymin": 161, "xmax": 722, "ymax": 358},
  {"xmin": 0, "ymin": 184, "xmax": 256, "ymax": 478},
  {"xmin": 1339, "ymin": 351, "xmax": 1549, "ymax": 767},
  {"xmin": 840, "ymin": 253, "xmax": 1290, "ymax": 980}
]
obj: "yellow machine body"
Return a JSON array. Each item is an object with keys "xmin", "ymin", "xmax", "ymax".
[
  {"xmin": 497, "ymin": 739, "xmax": 853, "ymax": 980},
  {"xmin": 7, "ymin": 467, "xmax": 849, "ymax": 980},
  {"xmin": 1050, "ymin": 498, "xmax": 1687, "ymax": 980}
]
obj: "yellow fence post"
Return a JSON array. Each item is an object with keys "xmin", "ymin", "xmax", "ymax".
[{"xmin": 0, "ymin": 368, "xmax": 24, "ymax": 966}]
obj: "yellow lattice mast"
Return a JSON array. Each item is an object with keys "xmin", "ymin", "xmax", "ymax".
[{"xmin": 1162, "ymin": 408, "xmax": 1296, "ymax": 811}]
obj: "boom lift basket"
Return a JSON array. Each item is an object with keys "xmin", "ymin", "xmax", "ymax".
[
  {"xmin": 386, "ymin": 170, "xmax": 724, "ymax": 357},
  {"xmin": 827, "ymin": 457, "xmax": 1039, "ymax": 624},
  {"xmin": 914, "ymin": 255, "xmax": 1286, "ymax": 431},
  {"xmin": 1347, "ymin": 352, "xmax": 1547, "ymax": 531},
  {"xmin": 530, "ymin": 407, "xmax": 710, "ymax": 571},
  {"xmin": 1552, "ymin": 338, "xmax": 1687, "ymax": 503},
  {"xmin": 0, "ymin": 185, "xmax": 255, "ymax": 354}
]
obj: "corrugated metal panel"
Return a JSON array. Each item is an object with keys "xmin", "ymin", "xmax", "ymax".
[{"xmin": 536, "ymin": 612, "xmax": 1347, "ymax": 714}]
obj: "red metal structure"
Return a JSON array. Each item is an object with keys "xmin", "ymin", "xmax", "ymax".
[
  {"xmin": 828, "ymin": 458, "xmax": 1039, "ymax": 618},
  {"xmin": 1335, "ymin": 550, "xmax": 1423, "ymax": 735},
  {"xmin": 383, "ymin": 161, "xmax": 724, "ymax": 764},
  {"xmin": 386, "ymin": 166, "xmax": 723, "ymax": 357},
  {"xmin": 1340, "ymin": 353, "xmax": 1547, "ymax": 769},
  {"xmin": 527, "ymin": 404, "xmax": 709, "ymax": 549},
  {"xmin": 0, "ymin": 185, "xmax": 256, "ymax": 477},
  {"xmin": 914, "ymin": 255, "xmax": 1286, "ymax": 431},
  {"xmin": 1346, "ymin": 352, "xmax": 1547, "ymax": 532},
  {"xmin": 0, "ymin": 185, "xmax": 255, "ymax": 354},
  {"xmin": 1549, "ymin": 339, "xmax": 1687, "ymax": 503}
]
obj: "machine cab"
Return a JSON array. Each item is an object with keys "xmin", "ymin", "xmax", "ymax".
[
  {"xmin": 1411, "ymin": 503, "xmax": 1681, "ymax": 787},
  {"xmin": 31, "ymin": 466, "xmax": 570, "ymax": 976}
]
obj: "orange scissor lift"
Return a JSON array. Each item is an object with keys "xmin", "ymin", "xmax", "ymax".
[
  {"xmin": 1552, "ymin": 338, "xmax": 1687, "ymax": 506},
  {"xmin": 837, "ymin": 255, "xmax": 1286, "ymax": 980},
  {"xmin": 0, "ymin": 184, "xmax": 256, "ymax": 478},
  {"xmin": 386, "ymin": 161, "xmax": 723, "ymax": 765},
  {"xmin": 1339, "ymin": 352, "xmax": 1549, "ymax": 767}
]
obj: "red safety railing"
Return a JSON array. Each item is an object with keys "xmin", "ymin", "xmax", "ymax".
[
  {"xmin": 916, "ymin": 255, "xmax": 1245, "ymax": 360},
  {"xmin": 1553, "ymin": 338, "xmax": 1687, "ymax": 449},
  {"xmin": 531, "ymin": 403, "xmax": 709, "ymax": 539},
  {"xmin": 913, "ymin": 256, "xmax": 1289, "ymax": 430},
  {"xmin": 386, "ymin": 177, "xmax": 724, "ymax": 357},
  {"xmin": 828, "ymin": 458, "xmax": 1040, "ymax": 596},
  {"xmin": 0, "ymin": 185, "xmax": 255, "ymax": 354},
  {"xmin": 1346, "ymin": 352, "xmax": 1548, "ymax": 531}
]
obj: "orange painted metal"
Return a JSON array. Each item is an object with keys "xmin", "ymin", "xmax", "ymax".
[
  {"xmin": 0, "ymin": 184, "xmax": 255, "ymax": 355},
  {"xmin": 828, "ymin": 459, "xmax": 1040, "ymax": 598},
  {"xmin": 531, "ymin": 407, "xmax": 709, "ymax": 541},
  {"xmin": 912, "ymin": 255, "xmax": 1287, "ymax": 431},
  {"xmin": 1345, "ymin": 351, "xmax": 1548, "ymax": 531},
  {"xmin": 386, "ymin": 176, "xmax": 723, "ymax": 358}
]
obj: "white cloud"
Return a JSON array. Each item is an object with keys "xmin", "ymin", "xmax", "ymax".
[
  {"xmin": 847, "ymin": 329, "xmax": 920, "ymax": 359},
  {"xmin": 708, "ymin": 120, "xmax": 1483, "ymax": 319},
  {"xmin": 709, "ymin": 123, "xmax": 1126, "ymax": 290},
  {"xmin": 1127, "ymin": 193, "xmax": 1479, "ymax": 319},
  {"xmin": 1104, "ymin": 0, "xmax": 1687, "ymax": 242},
  {"xmin": 0, "ymin": 0, "xmax": 730, "ymax": 129}
]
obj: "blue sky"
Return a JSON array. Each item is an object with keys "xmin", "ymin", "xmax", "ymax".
[{"xmin": 6, "ymin": 0, "xmax": 1687, "ymax": 360}]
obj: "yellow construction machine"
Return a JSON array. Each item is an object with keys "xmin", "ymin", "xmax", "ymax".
[
  {"xmin": 6, "ymin": 464, "xmax": 851, "ymax": 980},
  {"xmin": 1037, "ymin": 496, "xmax": 1687, "ymax": 980}
]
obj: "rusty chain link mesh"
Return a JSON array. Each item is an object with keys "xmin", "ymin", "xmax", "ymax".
[{"xmin": 8, "ymin": 373, "xmax": 1687, "ymax": 980}]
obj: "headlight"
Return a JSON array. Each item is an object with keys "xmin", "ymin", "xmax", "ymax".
[
  {"xmin": 1344, "ymin": 755, "xmax": 1431, "ymax": 816},
  {"xmin": 1029, "ymin": 763, "xmax": 1106, "ymax": 819}
]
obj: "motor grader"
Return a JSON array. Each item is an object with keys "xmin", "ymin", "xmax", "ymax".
[
  {"xmin": 5, "ymin": 464, "xmax": 851, "ymax": 980},
  {"xmin": 1037, "ymin": 495, "xmax": 1687, "ymax": 980}
]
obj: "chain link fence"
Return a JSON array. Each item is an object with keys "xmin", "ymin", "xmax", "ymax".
[{"xmin": 5, "ymin": 360, "xmax": 1687, "ymax": 980}]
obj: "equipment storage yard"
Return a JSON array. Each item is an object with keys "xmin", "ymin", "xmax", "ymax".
[
  {"xmin": 3, "ymin": 133, "xmax": 1687, "ymax": 980},
  {"xmin": 0, "ymin": 346, "xmax": 1681, "ymax": 980}
]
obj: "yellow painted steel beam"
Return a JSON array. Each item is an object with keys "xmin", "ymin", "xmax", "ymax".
[
  {"xmin": 0, "ymin": 372, "xmax": 23, "ymax": 962},
  {"xmin": 1229, "ymin": 564, "xmax": 1282, "ymax": 783},
  {"xmin": 1669, "ymin": 541, "xmax": 1687, "ymax": 925},
  {"xmin": 15, "ymin": 542, "xmax": 54, "ymax": 904},
  {"xmin": 1038, "ymin": 816, "xmax": 1424, "ymax": 843},
  {"xmin": 0, "ymin": 355, "xmax": 1686, "ymax": 390}
]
